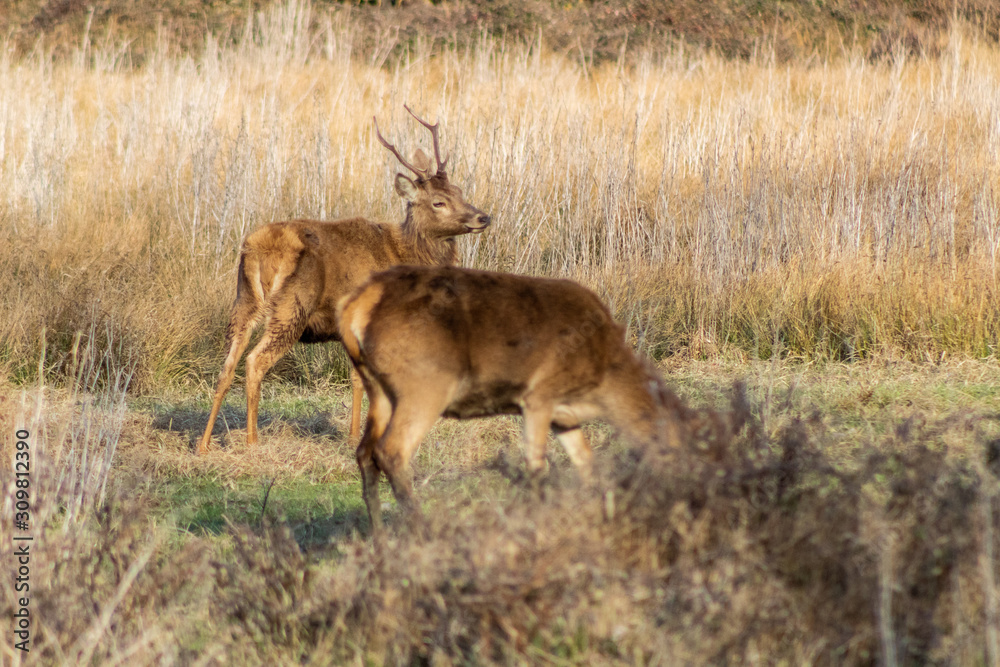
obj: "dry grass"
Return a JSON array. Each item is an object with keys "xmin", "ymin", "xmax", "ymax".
[{"xmin": 2, "ymin": 6, "xmax": 1000, "ymax": 388}]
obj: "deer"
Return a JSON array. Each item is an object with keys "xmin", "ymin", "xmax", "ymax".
[
  {"xmin": 196, "ymin": 107, "xmax": 491, "ymax": 456},
  {"xmin": 336, "ymin": 265, "xmax": 686, "ymax": 533}
]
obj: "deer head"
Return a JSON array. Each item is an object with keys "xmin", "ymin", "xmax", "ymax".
[{"xmin": 374, "ymin": 105, "xmax": 491, "ymax": 239}]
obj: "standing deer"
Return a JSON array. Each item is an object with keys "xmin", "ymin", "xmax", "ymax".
[
  {"xmin": 197, "ymin": 107, "xmax": 490, "ymax": 456},
  {"xmin": 337, "ymin": 265, "xmax": 684, "ymax": 532}
]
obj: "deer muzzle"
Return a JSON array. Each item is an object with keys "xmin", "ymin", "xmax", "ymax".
[{"xmin": 466, "ymin": 213, "xmax": 491, "ymax": 233}]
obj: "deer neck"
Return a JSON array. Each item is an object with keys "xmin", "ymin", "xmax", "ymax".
[
  {"xmin": 647, "ymin": 366, "xmax": 693, "ymax": 449},
  {"xmin": 399, "ymin": 209, "xmax": 459, "ymax": 266}
]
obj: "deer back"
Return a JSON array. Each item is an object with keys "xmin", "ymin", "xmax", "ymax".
[{"xmin": 338, "ymin": 266, "xmax": 645, "ymax": 420}]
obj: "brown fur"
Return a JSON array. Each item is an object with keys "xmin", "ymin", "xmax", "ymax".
[
  {"xmin": 197, "ymin": 112, "xmax": 490, "ymax": 455},
  {"xmin": 337, "ymin": 265, "xmax": 683, "ymax": 533}
]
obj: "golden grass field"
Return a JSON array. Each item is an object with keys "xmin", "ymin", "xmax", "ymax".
[{"xmin": 3, "ymin": 2, "xmax": 1000, "ymax": 663}]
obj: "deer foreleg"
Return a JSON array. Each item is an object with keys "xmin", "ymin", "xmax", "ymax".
[
  {"xmin": 554, "ymin": 426, "xmax": 594, "ymax": 484},
  {"xmin": 521, "ymin": 404, "xmax": 555, "ymax": 489}
]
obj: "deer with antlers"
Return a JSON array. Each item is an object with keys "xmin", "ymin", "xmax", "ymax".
[
  {"xmin": 197, "ymin": 107, "xmax": 490, "ymax": 456},
  {"xmin": 337, "ymin": 265, "xmax": 685, "ymax": 532}
]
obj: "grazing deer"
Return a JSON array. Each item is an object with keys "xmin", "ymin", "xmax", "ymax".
[
  {"xmin": 197, "ymin": 107, "xmax": 491, "ymax": 456},
  {"xmin": 337, "ymin": 265, "xmax": 684, "ymax": 532}
]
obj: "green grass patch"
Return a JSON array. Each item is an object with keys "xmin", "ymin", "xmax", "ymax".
[{"xmin": 158, "ymin": 474, "xmax": 370, "ymax": 547}]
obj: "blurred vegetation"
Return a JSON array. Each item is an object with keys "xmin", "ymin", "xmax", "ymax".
[{"xmin": 3, "ymin": 0, "xmax": 1000, "ymax": 64}]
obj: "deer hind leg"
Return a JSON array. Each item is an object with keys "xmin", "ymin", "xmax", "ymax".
[
  {"xmin": 198, "ymin": 298, "xmax": 261, "ymax": 455},
  {"xmin": 373, "ymin": 394, "xmax": 448, "ymax": 518},
  {"xmin": 349, "ymin": 367, "xmax": 364, "ymax": 442},
  {"xmin": 357, "ymin": 378, "xmax": 392, "ymax": 534},
  {"xmin": 244, "ymin": 293, "xmax": 309, "ymax": 446}
]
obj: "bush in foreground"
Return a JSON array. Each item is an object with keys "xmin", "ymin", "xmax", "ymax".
[
  {"xmin": 2, "ymin": 370, "xmax": 996, "ymax": 662},
  {"xmin": 210, "ymin": 386, "xmax": 998, "ymax": 664}
]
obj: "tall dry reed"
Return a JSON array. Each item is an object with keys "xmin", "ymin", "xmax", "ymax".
[{"xmin": 1, "ymin": 2, "xmax": 999, "ymax": 389}]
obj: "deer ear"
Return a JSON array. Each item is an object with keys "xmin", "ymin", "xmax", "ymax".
[
  {"xmin": 411, "ymin": 149, "xmax": 431, "ymax": 173},
  {"xmin": 394, "ymin": 173, "xmax": 419, "ymax": 201}
]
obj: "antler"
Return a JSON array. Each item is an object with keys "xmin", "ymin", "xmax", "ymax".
[
  {"xmin": 404, "ymin": 104, "xmax": 448, "ymax": 174},
  {"xmin": 373, "ymin": 116, "xmax": 428, "ymax": 178},
  {"xmin": 372, "ymin": 106, "xmax": 449, "ymax": 179}
]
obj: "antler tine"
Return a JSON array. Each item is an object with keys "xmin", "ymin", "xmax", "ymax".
[
  {"xmin": 372, "ymin": 116, "xmax": 427, "ymax": 178},
  {"xmin": 404, "ymin": 104, "xmax": 449, "ymax": 174}
]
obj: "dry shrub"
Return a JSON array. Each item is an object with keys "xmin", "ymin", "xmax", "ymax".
[
  {"xmin": 0, "ymin": 348, "xmax": 213, "ymax": 664},
  {"xmin": 210, "ymin": 386, "xmax": 1000, "ymax": 664},
  {"xmin": 0, "ymin": 451, "xmax": 213, "ymax": 664},
  {"xmin": 618, "ymin": 392, "xmax": 987, "ymax": 663}
]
